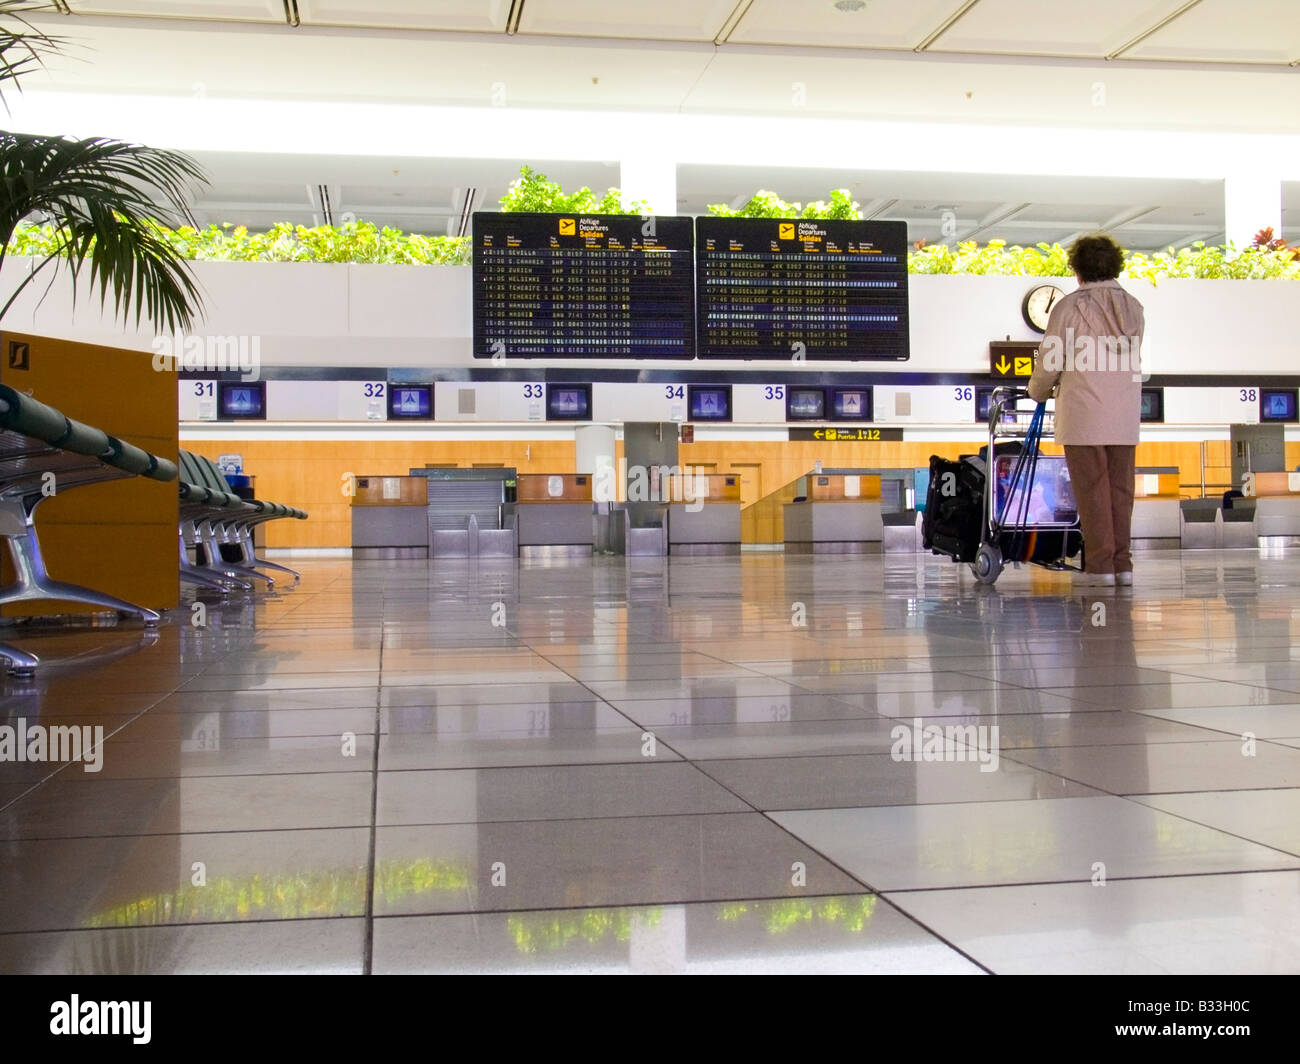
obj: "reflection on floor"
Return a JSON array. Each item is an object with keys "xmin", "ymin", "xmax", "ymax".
[{"xmin": 3, "ymin": 550, "xmax": 1300, "ymax": 974}]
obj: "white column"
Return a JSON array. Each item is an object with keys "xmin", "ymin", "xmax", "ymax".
[
  {"xmin": 619, "ymin": 157, "xmax": 677, "ymax": 216},
  {"xmin": 575, "ymin": 423, "xmax": 616, "ymax": 487},
  {"xmin": 1224, "ymin": 173, "xmax": 1282, "ymax": 248}
]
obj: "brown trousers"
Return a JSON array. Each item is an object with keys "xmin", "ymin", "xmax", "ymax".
[{"xmin": 1064, "ymin": 445, "xmax": 1136, "ymax": 574}]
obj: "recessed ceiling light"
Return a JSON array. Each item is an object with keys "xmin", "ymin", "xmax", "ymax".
[{"xmin": 834, "ymin": 0, "xmax": 867, "ymax": 11}]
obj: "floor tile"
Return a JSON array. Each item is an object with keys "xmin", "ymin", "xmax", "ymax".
[
  {"xmin": 115, "ymin": 706, "xmax": 378, "ymax": 741},
  {"xmin": 149, "ymin": 688, "xmax": 381, "ymax": 713},
  {"xmin": 585, "ymin": 678, "xmax": 813, "ymax": 702},
  {"xmin": 373, "ymin": 814, "xmax": 868, "ymax": 914},
  {"xmin": 0, "ymin": 772, "xmax": 373, "ymax": 839},
  {"xmin": 1040, "ymin": 681, "xmax": 1298, "ymax": 710},
  {"xmin": 771, "ymin": 796, "xmax": 1300, "ymax": 891},
  {"xmin": 380, "ymin": 683, "xmax": 599, "ymax": 707},
  {"xmin": 378, "ymin": 739, "xmax": 663, "ymax": 773},
  {"xmin": 71, "ymin": 733, "xmax": 376, "ymax": 780},
  {"xmin": 1133, "ymin": 789, "xmax": 1300, "ymax": 857},
  {"xmin": 0, "ymin": 827, "xmax": 370, "ymax": 933},
  {"xmin": 838, "ymin": 688, "xmax": 1093, "ymax": 716},
  {"xmin": 958, "ymin": 665, "xmax": 1207, "ymax": 688},
  {"xmin": 180, "ymin": 672, "xmax": 381, "ymax": 692},
  {"xmin": 1006, "ymin": 739, "xmax": 1300, "ymax": 794},
  {"xmin": 884, "ymin": 872, "xmax": 1300, "ymax": 974},
  {"xmin": 0, "ymin": 918, "xmax": 366, "ymax": 974},
  {"xmin": 376, "ymin": 762, "xmax": 746, "ymax": 825},
  {"xmin": 979, "ymin": 710, "xmax": 1230, "ymax": 749},
  {"xmin": 371, "ymin": 897, "xmax": 981, "ymax": 974},
  {"xmin": 698, "ymin": 753, "xmax": 1097, "ymax": 810},
  {"xmin": 646, "ymin": 718, "xmax": 912, "ymax": 759},
  {"xmin": 784, "ymin": 672, "xmax": 1006, "ymax": 695},
  {"xmin": 1135, "ymin": 704, "xmax": 1300, "ymax": 739}
]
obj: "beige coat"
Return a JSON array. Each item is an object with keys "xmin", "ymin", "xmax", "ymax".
[{"xmin": 1027, "ymin": 279, "xmax": 1146, "ymax": 446}]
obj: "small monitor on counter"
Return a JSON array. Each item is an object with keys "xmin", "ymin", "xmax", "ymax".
[
  {"xmin": 689, "ymin": 385, "xmax": 732, "ymax": 422},
  {"xmin": 546, "ymin": 384, "xmax": 592, "ymax": 421},
  {"xmin": 830, "ymin": 388, "xmax": 871, "ymax": 421},
  {"xmin": 218, "ymin": 381, "xmax": 266, "ymax": 420},
  {"xmin": 786, "ymin": 387, "xmax": 826, "ymax": 421},
  {"xmin": 388, "ymin": 385, "xmax": 433, "ymax": 420},
  {"xmin": 1260, "ymin": 389, "xmax": 1298, "ymax": 423},
  {"xmin": 1140, "ymin": 388, "xmax": 1164, "ymax": 423}
]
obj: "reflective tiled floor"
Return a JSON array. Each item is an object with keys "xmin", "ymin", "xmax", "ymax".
[{"xmin": 3, "ymin": 549, "xmax": 1300, "ymax": 974}]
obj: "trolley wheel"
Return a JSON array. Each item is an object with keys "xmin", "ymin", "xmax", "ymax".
[{"xmin": 971, "ymin": 543, "xmax": 1003, "ymax": 585}]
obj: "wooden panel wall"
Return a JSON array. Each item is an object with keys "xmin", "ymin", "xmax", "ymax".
[
  {"xmin": 184, "ymin": 440, "xmax": 576, "ymax": 548},
  {"xmin": 183, "ymin": 436, "xmax": 1283, "ymax": 549},
  {"xmin": 0, "ymin": 332, "xmax": 179, "ymax": 614}
]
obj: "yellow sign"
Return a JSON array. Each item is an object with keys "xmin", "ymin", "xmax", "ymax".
[
  {"xmin": 778, "ymin": 223, "xmax": 795, "ymax": 240},
  {"xmin": 559, "ymin": 218, "xmax": 575, "ymax": 236},
  {"xmin": 990, "ymin": 346, "xmax": 1036, "ymax": 378}
]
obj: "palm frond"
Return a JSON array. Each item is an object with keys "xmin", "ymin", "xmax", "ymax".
[
  {"xmin": 0, "ymin": 2, "xmax": 66, "ymax": 110},
  {"xmin": 0, "ymin": 133, "xmax": 209, "ymax": 330}
]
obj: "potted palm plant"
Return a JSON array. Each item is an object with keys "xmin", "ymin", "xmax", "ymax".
[{"xmin": 0, "ymin": 0, "xmax": 206, "ymax": 329}]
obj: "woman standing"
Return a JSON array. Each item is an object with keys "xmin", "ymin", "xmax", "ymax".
[{"xmin": 1028, "ymin": 234, "xmax": 1146, "ymax": 588}]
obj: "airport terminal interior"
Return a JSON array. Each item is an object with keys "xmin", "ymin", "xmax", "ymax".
[{"xmin": 1, "ymin": 0, "xmax": 1300, "ymax": 976}]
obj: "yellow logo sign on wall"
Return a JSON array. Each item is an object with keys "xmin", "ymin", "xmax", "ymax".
[
  {"xmin": 558, "ymin": 218, "xmax": 575, "ymax": 236},
  {"xmin": 778, "ymin": 223, "xmax": 795, "ymax": 240}
]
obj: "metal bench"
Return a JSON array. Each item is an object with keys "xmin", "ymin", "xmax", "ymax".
[
  {"xmin": 0, "ymin": 384, "xmax": 177, "ymax": 675},
  {"xmin": 178, "ymin": 451, "xmax": 307, "ymax": 589}
]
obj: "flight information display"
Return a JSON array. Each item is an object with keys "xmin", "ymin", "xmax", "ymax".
[
  {"xmin": 473, "ymin": 212, "xmax": 695, "ymax": 359},
  {"xmin": 696, "ymin": 218, "xmax": 909, "ymax": 361}
]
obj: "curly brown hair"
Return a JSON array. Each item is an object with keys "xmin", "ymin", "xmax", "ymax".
[{"xmin": 1068, "ymin": 234, "xmax": 1124, "ymax": 283}]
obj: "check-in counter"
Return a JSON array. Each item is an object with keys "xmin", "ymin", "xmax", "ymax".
[
  {"xmin": 513, "ymin": 474, "xmax": 594, "ymax": 554},
  {"xmin": 416, "ymin": 467, "xmax": 517, "ymax": 558},
  {"xmin": 351, "ymin": 475, "xmax": 429, "ymax": 557},
  {"xmin": 784, "ymin": 472, "xmax": 884, "ymax": 554},
  {"xmin": 1251, "ymin": 471, "xmax": 1300, "ymax": 543},
  {"xmin": 668, "ymin": 473, "xmax": 742, "ymax": 555},
  {"xmin": 1132, "ymin": 467, "xmax": 1181, "ymax": 548}
]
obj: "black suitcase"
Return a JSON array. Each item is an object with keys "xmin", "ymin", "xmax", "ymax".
[{"xmin": 922, "ymin": 454, "xmax": 986, "ymax": 563}]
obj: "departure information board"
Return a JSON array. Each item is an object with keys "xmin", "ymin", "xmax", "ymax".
[
  {"xmin": 473, "ymin": 212, "xmax": 695, "ymax": 359},
  {"xmin": 696, "ymin": 218, "xmax": 909, "ymax": 361}
]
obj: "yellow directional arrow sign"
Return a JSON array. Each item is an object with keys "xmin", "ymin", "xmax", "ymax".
[
  {"xmin": 990, "ymin": 342, "xmax": 1038, "ymax": 379},
  {"xmin": 813, "ymin": 429, "xmax": 824, "ymax": 439}
]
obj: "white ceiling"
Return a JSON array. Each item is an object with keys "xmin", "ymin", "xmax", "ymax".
[
  {"xmin": 175, "ymin": 150, "xmax": 1285, "ymax": 251},
  {"xmin": 21, "ymin": 1, "xmax": 1300, "ymax": 246},
  {"xmin": 52, "ymin": 0, "xmax": 1300, "ymax": 64}
]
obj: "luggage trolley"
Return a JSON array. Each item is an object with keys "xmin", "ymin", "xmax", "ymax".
[{"xmin": 971, "ymin": 386, "xmax": 1084, "ymax": 584}]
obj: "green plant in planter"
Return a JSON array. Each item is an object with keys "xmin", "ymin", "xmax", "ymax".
[
  {"xmin": 907, "ymin": 240, "xmax": 1069, "ymax": 277},
  {"xmin": 498, "ymin": 165, "xmax": 648, "ymax": 215},
  {"xmin": 707, "ymin": 188, "xmax": 862, "ymax": 220},
  {"xmin": 1124, "ymin": 242, "xmax": 1300, "ymax": 282},
  {"xmin": 0, "ymin": 1, "xmax": 206, "ymax": 329},
  {"xmin": 8, "ymin": 219, "xmax": 472, "ymax": 265}
]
